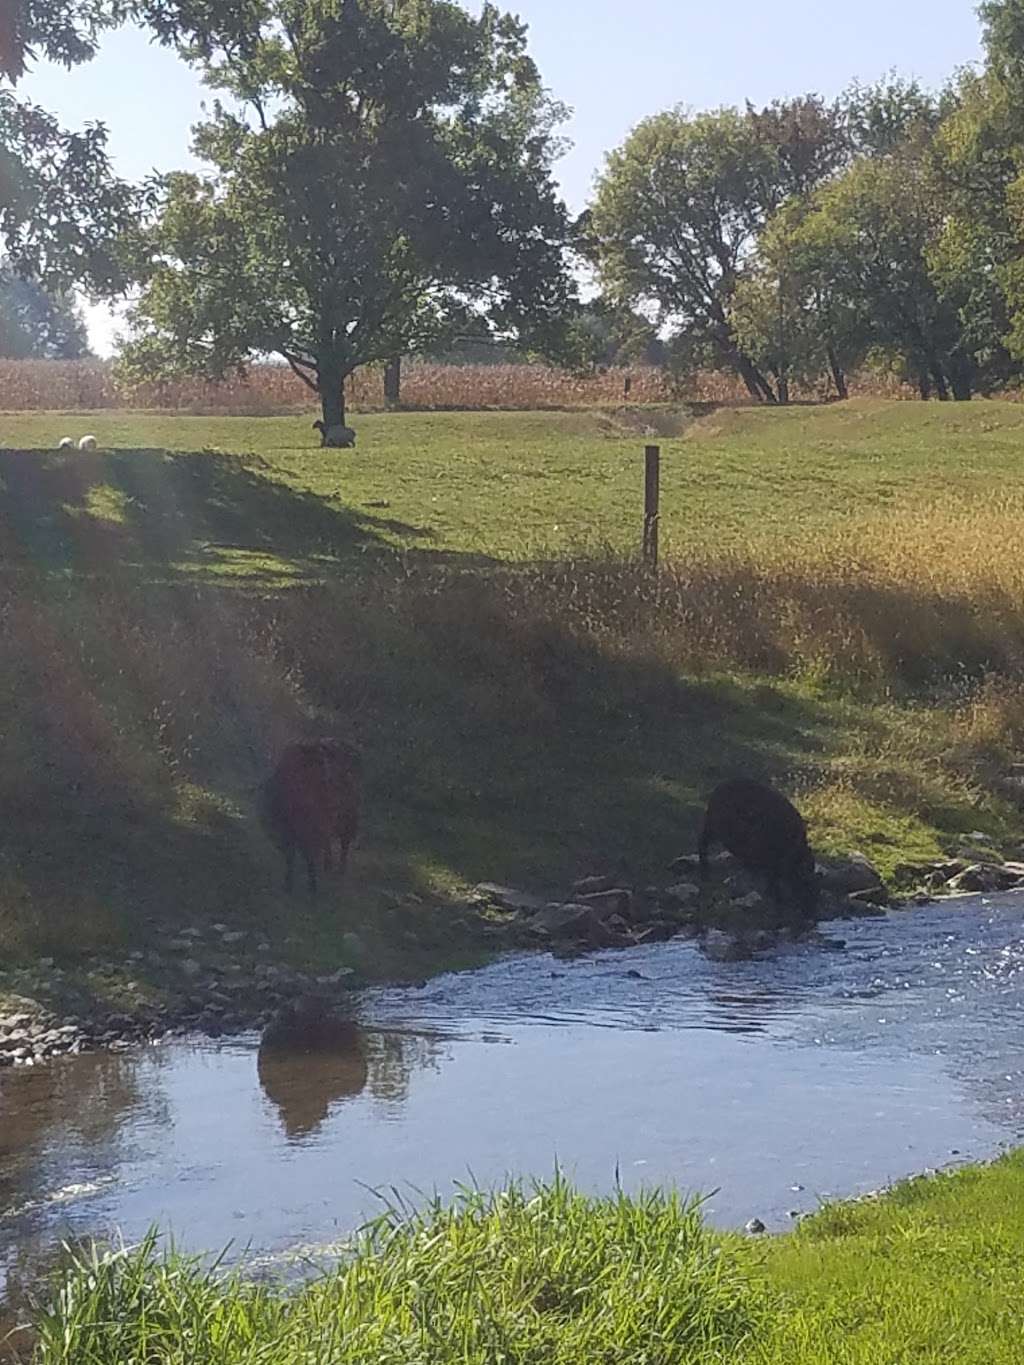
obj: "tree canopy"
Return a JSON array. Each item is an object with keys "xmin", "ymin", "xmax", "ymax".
[
  {"xmin": 589, "ymin": 98, "xmax": 846, "ymax": 402},
  {"xmin": 588, "ymin": 67, "xmax": 1024, "ymax": 402},
  {"xmin": 12, "ymin": 0, "xmax": 1024, "ymax": 406},
  {"xmin": 0, "ymin": 0, "xmax": 121, "ymax": 82}
]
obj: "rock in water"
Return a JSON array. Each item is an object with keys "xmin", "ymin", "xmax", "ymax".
[
  {"xmin": 701, "ymin": 929, "xmax": 747, "ymax": 962},
  {"xmin": 816, "ymin": 853, "xmax": 883, "ymax": 895},
  {"xmin": 473, "ymin": 883, "xmax": 547, "ymax": 914}
]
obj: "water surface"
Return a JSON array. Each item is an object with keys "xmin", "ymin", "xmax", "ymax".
[{"xmin": 3, "ymin": 893, "xmax": 1023, "ymax": 1306}]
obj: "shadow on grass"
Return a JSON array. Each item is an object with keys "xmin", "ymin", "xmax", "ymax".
[
  {"xmin": 0, "ymin": 575, "xmax": 842, "ymax": 999},
  {"xmin": 0, "ymin": 448, "xmax": 490, "ymax": 584}
]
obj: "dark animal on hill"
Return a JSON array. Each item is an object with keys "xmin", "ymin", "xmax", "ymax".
[
  {"xmin": 698, "ymin": 778, "xmax": 818, "ymax": 921},
  {"xmin": 260, "ymin": 739, "xmax": 361, "ymax": 895},
  {"xmin": 312, "ymin": 420, "xmax": 356, "ymax": 448}
]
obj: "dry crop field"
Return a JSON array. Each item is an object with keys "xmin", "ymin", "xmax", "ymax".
[{"xmin": 0, "ymin": 358, "xmax": 921, "ymax": 414}]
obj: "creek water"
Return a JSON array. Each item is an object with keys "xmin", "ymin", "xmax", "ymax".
[{"xmin": 2, "ymin": 893, "xmax": 1024, "ymax": 1315}]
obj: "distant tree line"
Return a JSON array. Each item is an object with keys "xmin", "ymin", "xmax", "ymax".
[
  {"xmin": 0, "ymin": 265, "xmax": 91, "ymax": 358},
  {"xmin": 588, "ymin": 4, "xmax": 1024, "ymax": 402},
  {"xmin": 7, "ymin": 1, "xmax": 1024, "ymax": 404}
]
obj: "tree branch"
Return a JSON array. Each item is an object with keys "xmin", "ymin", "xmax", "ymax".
[{"xmin": 280, "ymin": 349, "xmax": 318, "ymax": 390}]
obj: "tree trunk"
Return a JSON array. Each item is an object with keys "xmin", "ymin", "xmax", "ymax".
[
  {"xmin": 776, "ymin": 374, "xmax": 790, "ymax": 406},
  {"xmin": 826, "ymin": 346, "xmax": 848, "ymax": 400},
  {"xmin": 948, "ymin": 358, "xmax": 974, "ymax": 401},
  {"xmin": 735, "ymin": 351, "xmax": 778, "ymax": 404},
  {"xmin": 929, "ymin": 363, "xmax": 950, "ymax": 401},
  {"xmin": 917, "ymin": 371, "xmax": 931, "ymax": 401},
  {"xmin": 319, "ymin": 362, "xmax": 346, "ymax": 427},
  {"xmin": 384, "ymin": 356, "xmax": 402, "ymax": 411}
]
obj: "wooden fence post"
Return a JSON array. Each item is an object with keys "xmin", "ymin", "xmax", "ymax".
[{"xmin": 643, "ymin": 444, "xmax": 660, "ymax": 567}]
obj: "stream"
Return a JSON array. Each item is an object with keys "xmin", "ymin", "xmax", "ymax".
[{"xmin": 2, "ymin": 892, "xmax": 1023, "ymax": 1317}]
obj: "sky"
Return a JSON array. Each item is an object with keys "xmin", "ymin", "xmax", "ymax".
[{"xmin": 22, "ymin": 0, "xmax": 985, "ymax": 355}]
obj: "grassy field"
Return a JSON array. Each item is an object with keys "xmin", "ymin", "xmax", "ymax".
[
  {"xmin": 6, "ymin": 399, "xmax": 1024, "ymax": 561},
  {"xmin": 1, "ymin": 399, "xmax": 1024, "ymax": 1003},
  {"xmin": 751, "ymin": 1152, "xmax": 1024, "ymax": 1363},
  {"xmin": 21, "ymin": 1154, "xmax": 1024, "ymax": 1364}
]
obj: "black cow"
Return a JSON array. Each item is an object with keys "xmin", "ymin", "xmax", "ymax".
[{"xmin": 699, "ymin": 779, "xmax": 818, "ymax": 922}]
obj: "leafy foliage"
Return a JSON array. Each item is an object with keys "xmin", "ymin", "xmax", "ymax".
[
  {"xmin": 0, "ymin": 0, "xmax": 135, "ymax": 292},
  {"xmin": 0, "ymin": 0, "xmax": 122, "ymax": 81},
  {"xmin": 589, "ymin": 100, "xmax": 847, "ymax": 402},
  {"xmin": 587, "ymin": 70, "xmax": 1024, "ymax": 403},
  {"xmin": 774, "ymin": 141, "xmax": 998, "ymax": 399},
  {"xmin": 0, "ymin": 92, "xmax": 137, "ymax": 292},
  {"xmin": 567, "ymin": 296, "xmax": 666, "ymax": 370}
]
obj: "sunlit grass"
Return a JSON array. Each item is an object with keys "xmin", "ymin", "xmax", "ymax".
[
  {"xmin": 5, "ymin": 400, "xmax": 1024, "ymax": 563},
  {"xmin": 27, "ymin": 1179, "xmax": 762, "ymax": 1364},
  {"xmin": 23, "ymin": 1157, "xmax": 1024, "ymax": 1365},
  {"xmin": 742, "ymin": 1150, "xmax": 1024, "ymax": 1364}
]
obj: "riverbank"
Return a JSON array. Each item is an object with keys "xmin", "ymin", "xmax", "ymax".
[
  {"xmin": 17, "ymin": 1153, "xmax": 1024, "ymax": 1364},
  {"xmin": 4, "ymin": 837, "xmax": 1017, "ymax": 1069},
  {"xmin": 4, "ymin": 405, "xmax": 1024, "ymax": 1044}
]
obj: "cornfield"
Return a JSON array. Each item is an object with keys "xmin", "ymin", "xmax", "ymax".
[{"xmin": 0, "ymin": 359, "xmax": 920, "ymax": 414}]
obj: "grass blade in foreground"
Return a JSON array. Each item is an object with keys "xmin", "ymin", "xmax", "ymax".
[
  {"xmin": 27, "ymin": 1156, "xmax": 1024, "ymax": 1364},
  {"xmin": 28, "ymin": 1181, "xmax": 761, "ymax": 1364}
]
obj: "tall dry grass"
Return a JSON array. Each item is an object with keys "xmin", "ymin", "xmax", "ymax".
[
  {"xmin": 0, "ymin": 358, "xmax": 920, "ymax": 414},
  {"xmin": 4, "ymin": 496, "xmax": 1023, "ymax": 800},
  {"xmin": 463, "ymin": 495, "xmax": 1024, "ymax": 696},
  {"xmin": 2, "ymin": 491, "xmax": 1024, "ymax": 957}
]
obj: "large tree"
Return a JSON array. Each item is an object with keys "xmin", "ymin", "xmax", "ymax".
[
  {"xmin": 728, "ymin": 74, "xmax": 1005, "ymax": 405},
  {"xmin": 729, "ymin": 237, "xmax": 858, "ymax": 405},
  {"xmin": 589, "ymin": 99, "xmax": 844, "ymax": 403},
  {"xmin": 120, "ymin": 0, "xmax": 575, "ymax": 431},
  {"xmin": 932, "ymin": 5, "xmax": 1024, "ymax": 373},
  {"xmin": 783, "ymin": 139, "xmax": 985, "ymax": 399}
]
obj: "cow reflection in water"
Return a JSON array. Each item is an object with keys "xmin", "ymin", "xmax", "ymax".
[{"xmin": 257, "ymin": 997, "xmax": 369, "ymax": 1140}]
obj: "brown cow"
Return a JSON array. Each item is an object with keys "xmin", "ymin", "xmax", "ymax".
[
  {"xmin": 260, "ymin": 739, "xmax": 361, "ymax": 895},
  {"xmin": 698, "ymin": 778, "xmax": 818, "ymax": 922}
]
